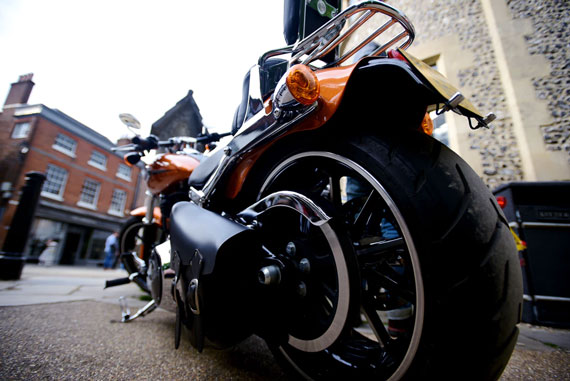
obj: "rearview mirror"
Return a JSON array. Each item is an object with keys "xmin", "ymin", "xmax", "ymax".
[{"xmin": 119, "ymin": 113, "xmax": 141, "ymax": 130}]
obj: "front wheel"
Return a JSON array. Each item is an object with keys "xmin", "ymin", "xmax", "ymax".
[{"xmin": 258, "ymin": 132, "xmax": 522, "ymax": 380}]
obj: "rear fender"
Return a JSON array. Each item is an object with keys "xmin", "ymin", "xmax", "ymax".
[
  {"xmin": 333, "ymin": 57, "xmax": 437, "ymax": 132},
  {"xmin": 225, "ymin": 58, "xmax": 435, "ymax": 200}
]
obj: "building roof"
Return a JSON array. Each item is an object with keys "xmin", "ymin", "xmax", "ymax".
[
  {"xmin": 13, "ymin": 104, "xmax": 123, "ymax": 157},
  {"xmin": 151, "ymin": 90, "xmax": 203, "ymax": 135}
]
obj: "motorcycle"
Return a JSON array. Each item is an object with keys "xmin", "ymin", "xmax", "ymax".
[
  {"xmin": 105, "ymin": 116, "xmax": 229, "ymax": 301},
  {"xmin": 106, "ymin": 1, "xmax": 523, "ymax": 379}
]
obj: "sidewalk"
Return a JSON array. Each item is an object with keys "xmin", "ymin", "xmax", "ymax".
[
  {"xmin": 0, "ymin": 264, "xmax": 286, "ymax": 381},
  {"xmin": 2, "ymin": 264, "xmax": 569, "ymax": 351},
  {"xmin": 0, "ymin": 264, "xmax": 569, "ymax": 380},
  {"xmin": 0, "ymin": 264, "xmax": 145, "ymax": 307}
]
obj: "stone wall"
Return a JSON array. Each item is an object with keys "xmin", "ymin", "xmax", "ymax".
[
  {"xmin": 507, "ymin": 0, "xmax": 570, "ymax": 164},
  {"xmin": 387, "ymin": 0, "xmax": 524, "ymax": 188}
]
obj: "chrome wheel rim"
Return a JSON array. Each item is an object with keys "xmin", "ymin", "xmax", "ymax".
[{"xmin": 259, "ymin": 151, "xmax": 424, "ymax": 380}]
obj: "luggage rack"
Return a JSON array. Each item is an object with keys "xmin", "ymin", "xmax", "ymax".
[{"xmin": 290, "ymin": 0, "xmax": 415, "ymax": 68}]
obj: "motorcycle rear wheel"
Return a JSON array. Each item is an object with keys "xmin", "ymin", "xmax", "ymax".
[{"xmin": 258, "ymin": 132, "xmax": 522, "ymax": 380}]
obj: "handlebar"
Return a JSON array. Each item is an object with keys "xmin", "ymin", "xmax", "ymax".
[
  {"xmin": 111, "ymin": 132, "xmax": 232, "ymax": 153},
  {"xmin": 194, "ymin": 132, "xmax": 232, "ymax": 144},
  {"xmin": 132, "ymin": 135, "xmax": 159, "ymax": 150}
]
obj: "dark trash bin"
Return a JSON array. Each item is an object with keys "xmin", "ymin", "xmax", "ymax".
[{"xmin": 493, "ymin": 181, "xmax": 570, "ymax": 327}]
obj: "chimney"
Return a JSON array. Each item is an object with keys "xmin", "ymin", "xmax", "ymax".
[
  {"xmin": 116, "ymin": 137, "xmax": 132, "ymax": 147},
  {"xmin": 4, "ymin": 73, "xmax": 35, "ymax": 107}
]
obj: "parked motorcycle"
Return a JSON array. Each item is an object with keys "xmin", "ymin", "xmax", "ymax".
[
  {"xmin": 106, "ymin": 1, "xmax": 522, "ymax": 379},
  {"xmin": 105, "ymin": 114, "xmax": 229, "ymax": 298}
]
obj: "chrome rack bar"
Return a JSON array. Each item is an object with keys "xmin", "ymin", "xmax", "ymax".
[
  {"xmin": 336, "ymin": 19, "xmax": 397, "ymax": 65},
  {"xmin": 316, "ymin": 10, "xmax": 375, "ymax": 59},
  {"xmin": 370, "ymin": 30, "xmax": 409, "ymax": 57},
  {"xmin": 290, "ymin": 1, "xmax": 415, "ymax": 68}
]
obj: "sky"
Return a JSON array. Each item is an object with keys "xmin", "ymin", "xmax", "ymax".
[{"xmin": 0, "ymin": 0, "xmax": 285, "ymax": 142}]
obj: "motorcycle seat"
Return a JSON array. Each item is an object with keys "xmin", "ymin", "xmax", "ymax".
[
  {"xmin": 231, "ymin": 70, "xmax": 251, "ymax": 135},
  {"xmin": 188, "ymin": 148, "xmax": 225, "ymax": 189}
]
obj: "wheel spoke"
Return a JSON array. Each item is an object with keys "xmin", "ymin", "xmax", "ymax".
[
  {"xmin": 319, "ymin": 283, "xmax": 336, "ymax": 315},
  {"xmin": 369, "ymin": 265, "xmax": 415, "ymax": 304},
  {"xmin": 308, "ymin": 167, "xmax": 332, "ymax": 197},
  {"xmin": 351, "ymin": 190, "xmax": 380, "ymax": 235},
  {"xmin": 356, "ymin": 237, "xmax": 405, "ymax": 264},
  {"xmin": 320, "ymin": 282, "xmax": 337, "ymax": 301},
  {"xmin": 362, "ymin": 300, "xmax": 392, "ymax": 347},
  {"xmin": 329, "ymin": 175, "xmax": 343, "ymax": 208}
]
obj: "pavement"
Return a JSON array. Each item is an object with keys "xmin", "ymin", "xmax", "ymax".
[{"xmin": 0, "ymin": 265, "xmax": 569, "ymax": 380}]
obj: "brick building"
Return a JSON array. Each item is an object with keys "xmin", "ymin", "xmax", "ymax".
[{"xmin": 0, "ymin": 74, "xmax": 142, "ymax": 265}]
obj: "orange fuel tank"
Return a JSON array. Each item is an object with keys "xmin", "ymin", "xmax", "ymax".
[{"xmin": 147, "ymin": 153, "xmax": 200, "ymax": 195}]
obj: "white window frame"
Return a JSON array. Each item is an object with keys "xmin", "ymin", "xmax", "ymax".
[
  {"xmin": 88, "ymin": 150, "xmax": 107, "ymax": 171},
  {"xmin": 52, "ymin": 133, "xmax": 77, "ymax": 158},
  {"xmin": 116, "ymin": 164, "xmax": 131, "ymax": 182},
  {"xmin": 108, "ymin": 189, "xmax": 127, "ymax": 217},
  {"xmin": 11, "ymin": 122, "xmax": 31, "ymax": 139},
  {"xmin": 77, "ymin": 178, "xmax": 101, "ymax": 210},
  {"xmin": 41, "ymin": 164, "xmax": 68, "ymax": 201}
]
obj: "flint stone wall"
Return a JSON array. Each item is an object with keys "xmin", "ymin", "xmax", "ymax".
[
  {"xmin": 507, "ymin": 0, "xmax": 570, "ymax": 163},
  {"xmin": 389, "ymin": 0, "xmax": 524, "ymax": 187}
]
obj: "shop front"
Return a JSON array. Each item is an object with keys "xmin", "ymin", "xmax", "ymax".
[{"xmin": 26, "ymin": 199, "xmax": 125, "ymax": 266}]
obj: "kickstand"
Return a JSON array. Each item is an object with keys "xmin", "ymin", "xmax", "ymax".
[{"xmin": 119, "ymin": 296, "xmax": 157, "ymax": 323}]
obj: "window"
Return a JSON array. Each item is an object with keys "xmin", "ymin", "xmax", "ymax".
[
  {"xmin": 77, "ymin": 178, "xmax": 100, "ymax": 209},
  {"xmin": 116, "ymin": 164, "xmax": 131, "ymax": 181},
  {"xmin": 11, "ymin": 122, "xmax": 31, "ymax": 139},
  {"xmin": 108, "ymin": 189, "xmax": 127, "ymax": 216},
  {"xmin": 53, "ymin": 133, "xmax": 77, "ymax": 157},
  {"xmin": 41, "ymin": 164, "xmax": 68, "ymax": 200},
  {"xmin": 88, "ymin": 151, "xmax": 107, "ymax": 170}
]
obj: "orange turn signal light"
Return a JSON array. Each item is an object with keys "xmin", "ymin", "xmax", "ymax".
[
  {"xmin": 124, "ymin": 152, "xmax": 141, "ymax": 167},
  {"xmin": 124, "ymin": 154, "xmax": 134, "ymax": 167},
  {"xmin": 420, "ymin": 112, "xmax": 434, "ymax": 136},
  {"xmin": 286, "ymin": 64, "xmax": 320, "ymax": 106}
]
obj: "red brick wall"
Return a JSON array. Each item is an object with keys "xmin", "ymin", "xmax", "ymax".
[
  {"xmin": 0, "ymin": 114, "xmax": 140, "ymax": 246},
  {"xmin": 0, "ymin": 110, "xmax": 34, "ymax": 191},
  {"xmin": 27, "ymin": 119, "xmax": 140, "ymax": 211}
]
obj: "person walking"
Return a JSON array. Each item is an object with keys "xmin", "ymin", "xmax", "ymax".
[
  {"xmin": 103, "ymin": 231, "xmax": 119, "ymax": 270},
  {"xmin": 38, "ymin": 239, "xmax": 59, "ymax": 266}
]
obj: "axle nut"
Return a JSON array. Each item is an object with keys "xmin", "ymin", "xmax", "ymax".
[
  {"xmin": 286, "ymin": 242, "xmax": 297, "ymax": 256},
  {"xmin": 258, "ymin": 265, "xmax": 281, "ymax": 285},
  {"xmin": 299, "ymin": 258, "xmax": 310, "ymax": 274}
]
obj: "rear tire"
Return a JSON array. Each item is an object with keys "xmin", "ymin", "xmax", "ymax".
[{"xmin": 259, "ymin": 132, "xmax": 522, "ymax": 380}]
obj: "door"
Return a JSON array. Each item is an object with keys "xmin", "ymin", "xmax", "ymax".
[{"xmin": 59, "ymin": 226, "xmax": 86, "ymax": 265}]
